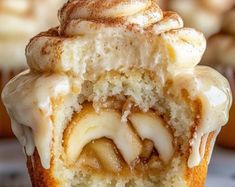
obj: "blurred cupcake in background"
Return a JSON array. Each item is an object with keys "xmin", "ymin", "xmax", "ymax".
[
  {"xmin": 202, "ymin": 7, "xmax": 235, "ymax": 149},
  {"xmin": 0, "ymin": 0, "xmax": 65, "ymax": 138},
  {"xmin": 157, "ymin": 0, "xmax": 169, "ymax": 10},
  {"xmin": 167, "ymin": 0, "xmax": 234, "ymax": 38}
]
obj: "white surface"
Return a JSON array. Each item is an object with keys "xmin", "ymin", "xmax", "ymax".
[{"xmin": 0, "ymin": 140, "xmax": 234, "ymax": 187}]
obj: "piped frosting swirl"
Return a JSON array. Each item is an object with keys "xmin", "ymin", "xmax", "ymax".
[
  {"xmin": 26, "ymin": 0, "xmax": 205, "ymax": 78},
  {"xmin": 59, "ymin": 0, "xmax": 164, "ymax": 34}
]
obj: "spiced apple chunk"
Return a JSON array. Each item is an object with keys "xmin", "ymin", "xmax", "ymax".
[
  {"xmin": 63, "ymin": 102, "xmax": 175, "ymax": 177},
  {"xmin": 1, "ymin": 0, "xmax": 232, "ymax": 187}
]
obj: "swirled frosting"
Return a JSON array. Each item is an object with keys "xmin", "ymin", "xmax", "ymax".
[
  {"xmin": 26, "ymin": 0, "xmax": 206, "ymax": 77},
  {"xmin": 2, "ymin": 0, "xmax": 232, "ymax": 169}
]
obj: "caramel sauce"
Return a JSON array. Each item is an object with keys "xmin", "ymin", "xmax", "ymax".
[
  {"xmin": 63, "ymin": 101, "xmax": 174, "ymax": 178},
  {"xmin": 77, "ymin": 138, "xmax": 164, "ymax": 178}
]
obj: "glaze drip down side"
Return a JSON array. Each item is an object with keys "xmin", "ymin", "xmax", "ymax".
[{"xmin": 1, "ymin": 0, "xmax": 232, "ymax": 173}]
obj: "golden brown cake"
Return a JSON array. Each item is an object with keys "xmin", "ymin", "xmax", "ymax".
[
  {"xmin": 0, "ymin": 0, "xmax": 66, "ymax": 138},
  {"xmin": 202, "ymin": 7, "xmax": 235, "ymax": 149},
  {"xmin": 167, "ymin": 0, "xmax": 234, "ymax": 38},
  {"xmin": 2, "ymin": 0, "xmax": 232, "ymax": 186}
]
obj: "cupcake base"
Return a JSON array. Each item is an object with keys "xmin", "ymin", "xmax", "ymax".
[{"xmin": 26, "ymin": 132, "xmax": 215, "ymax": 187}]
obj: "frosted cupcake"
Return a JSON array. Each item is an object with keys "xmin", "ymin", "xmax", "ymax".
[
  {"xmin": 2, "ymin": 0, "xmax": 232, "ymax": 186},
  {"xmin": 0, "ymin": 0, "xmax": 65, "ymax": 137}
]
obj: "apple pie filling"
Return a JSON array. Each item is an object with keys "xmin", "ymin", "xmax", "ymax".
[{"xmin": 63, "ymin": 102, "xmax": 175, "ymax": 177}]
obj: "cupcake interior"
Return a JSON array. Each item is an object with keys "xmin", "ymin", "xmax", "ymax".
[{"xmin": 50, "ymin": 69, "xmax": 204, "ymax": 187}]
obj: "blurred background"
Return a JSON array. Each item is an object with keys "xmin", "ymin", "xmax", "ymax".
[{"xmin": 0, "ymin": 0, "xmax": 235, "ymax": 186}]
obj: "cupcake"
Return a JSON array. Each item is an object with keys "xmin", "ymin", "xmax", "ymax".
[
  {"xmin": 203, "ymin": 8, "xmax": 235, "ymax": 149},
  {"xmin": 0, "ymin": 0, "xmax": 65, "ymax": 138},
  {"xmin": 2, "ymin": 0, "xmax": 232, "ymax": 186},
  {"xmin": 167, "ymin": 0, "xmax": 234, "ymax": 38},
  {"xmin": 157, "ymin": 0, "xmax": 169, "ymax": 10}
]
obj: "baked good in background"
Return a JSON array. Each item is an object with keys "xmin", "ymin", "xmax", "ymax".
[
  {"xmin": 167, "ymin": 0, "xmax": 234, "ymax": 38},
  {"xmin": 157, "ymin": 0, "xmax": 169, "ymax": 10},
  {"xmin": 0, "ymin": 0, "xmax": 66, "ymax": 138},
  {"xmin": 2, "ymin": 0, "xmax": 232, "ymax": 186},
  {"xmin": 202, "ymin": 7, "xmax": 235, "ymax": 149}
]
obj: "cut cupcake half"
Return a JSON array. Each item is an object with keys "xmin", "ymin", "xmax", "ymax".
[{"xmin": 2, "ymin": 0, "xmax": 232, "ymax": 187}]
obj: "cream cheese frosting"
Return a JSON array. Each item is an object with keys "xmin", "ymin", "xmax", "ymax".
[
  {"xmin": 2, "ymin": 0, "xmax": 232, "ymax": 169},
  {"xmin": 170, "ymin": 66, "xmax": 232, "ymax": 167},
  {"xmin": 3, "ymin": 70, "xmax": 71, "ymax": 167}
]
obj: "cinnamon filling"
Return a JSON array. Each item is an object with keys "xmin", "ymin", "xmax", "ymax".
[
  {"xmin": 63, "ymin": 102, "xmax": 175, "ymax": 177},
  {"xmin": 77, "ymin": 138, "xmax": 164, "ymax": 177}
]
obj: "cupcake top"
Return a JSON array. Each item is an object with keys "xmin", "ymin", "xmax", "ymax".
[
  {"xmin": 27, "ymin": 0, "xmax": 206, "ymax": 76},
  {"xmin": 202, "ymin": 8, "xmax": 235, "ymax": 68},
  {"xmin": 168, "ymin": 0, "xmax": 234, "ymax": 37},
  {"xmin": 2, "ymin": 0, "xmax": 232, "ymax": 169},
  {"xmin": 0, "ymin": 0, "xmax": 65, "ymax": 70}
]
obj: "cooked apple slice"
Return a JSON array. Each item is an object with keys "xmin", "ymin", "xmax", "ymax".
[
  {"xmin": 64, "ymin": 104, "xmax": 142, "ymax": 165},
  {"xmin": 89, "ymin": 139, "xmax": 123, "ymax": 172},
  {"xmin": 129, "ymin": 112, "xmax": 174, "ymax": 163}
]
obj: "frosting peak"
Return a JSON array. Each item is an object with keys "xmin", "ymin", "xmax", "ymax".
[
  {"xmin": 59, "ymin": 0, "xmax": 150, "ymax": 20},
  {"xmin": 59, "ymin": 0, "xmax": 185, "ymax": 35},
  {"xmin": 26, "ymin": 0, "xmax": 204, "ymax": 78}
]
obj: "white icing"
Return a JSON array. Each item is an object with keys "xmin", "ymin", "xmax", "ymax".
[
  {"xmin": 26, "ymin": 5, "xmax": 206, "ymax": 79},
  {"xmin": 200, "ymin": 133, "xmax": 209, "ymax": 159},
  {"xmin": 2, "ymin": 70, "xmax": 71, "ymax": 169}
]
